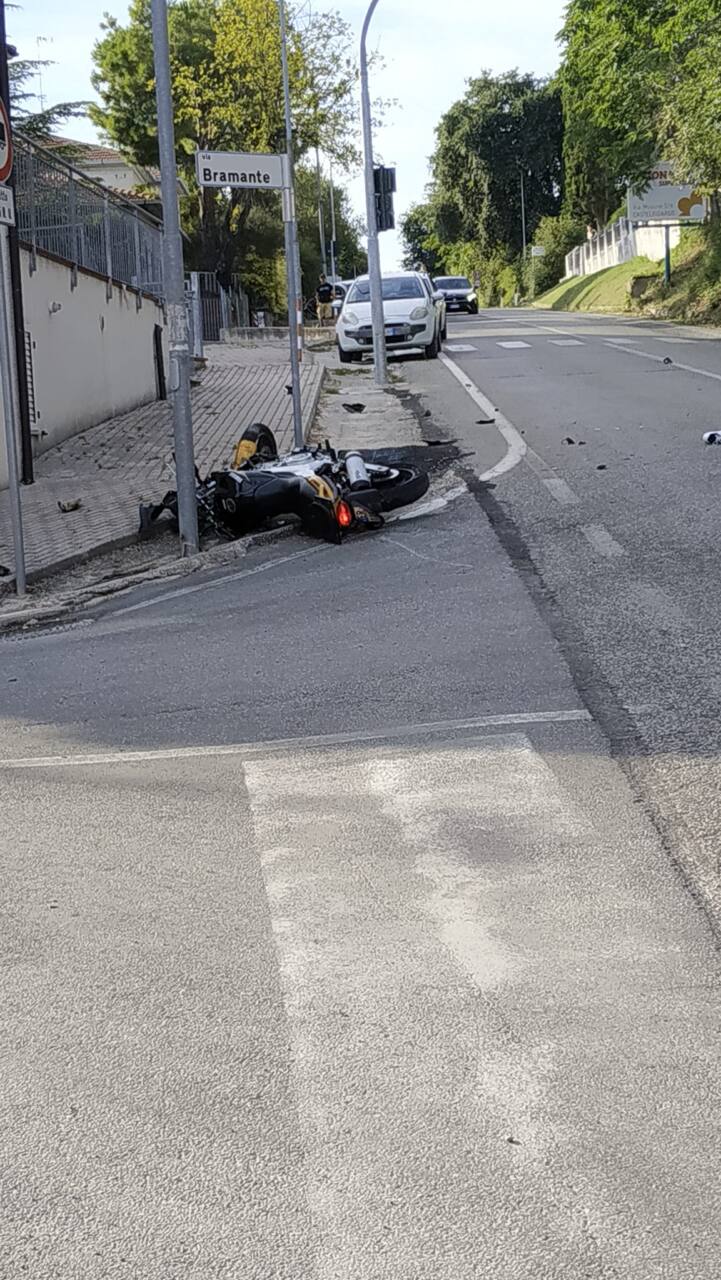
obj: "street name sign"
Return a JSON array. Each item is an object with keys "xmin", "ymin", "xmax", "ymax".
[{"xmin": 195, "ymin": 151, "xmax": 285, "ymax": 190}]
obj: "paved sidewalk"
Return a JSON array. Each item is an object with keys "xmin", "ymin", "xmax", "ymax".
[{"xmin": 0, "ymin": 346, "xmax": 324, "ymax": 583}]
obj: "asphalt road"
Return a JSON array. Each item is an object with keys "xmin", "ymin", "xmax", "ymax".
[
  {"xmin": 437, "ymin": 307, "xmax": 721, "ymax": 921},
  {"xmin": 2, "ymin": 317, "xmax": 721, "ymax": 1277}
]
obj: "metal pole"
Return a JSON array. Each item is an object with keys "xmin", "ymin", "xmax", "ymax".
[
  {"xmin": 315, "ymin": 146, "xmax": 327, "ymax": 276},
  {"xmin": 0, "ymin": 1, "xmax": 34, "ymax": 484},
  {"xmin": 278, "ymin": 0, "xmax": 304, "ymax": 448},
  {"xmin": 329, "ymin": 160, "xmax": 337, "ymax": 283},
  {"xmin": 520, "ymin": 169, "xmax": 527, "ymax": 259},
  {"xmin": 0, "ymin": 228, "xmax": 26, "ymax": 594},
  {"xmin": 361, "ymin": 0, "xmax": 387, "ymax": 385},
  {"xmin": 278, "ymin": 0, "xmax": 303, "ymax": 360},
  {"xmin": 664, "ymin": 224, "xmax": 671, "ymax": 286},
  {"xmin": 150, "ymin": 0, "xmax": 199, "ymax": 555}
]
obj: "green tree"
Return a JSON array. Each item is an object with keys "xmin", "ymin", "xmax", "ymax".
[
  {"xmin": 527, "ymin": 212, "xmax": 586, "ymax": 293},
  {"xmin": 398, "ymin": 202, "xmax": 446, "ymax": 273},
  {"xmin": 7, "ymin": 45, "xmax": 88, "ymax": 138},
  {"xmin": 240, "ymin": 164, "xmax": 366, "ymax": 313},
  {"xmin": 90, "ymin": 0, "xmax": 364, "ymax": 279},
  {"xmin": 431, "ymin": 72, "xmax": 564, "ymax": 261},
  {"xmin": 557, "ymin": 0, "xmax": 676, "ymax": 225}
]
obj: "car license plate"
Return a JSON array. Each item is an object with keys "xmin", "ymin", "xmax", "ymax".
[{"xmin": 387, "ymin": 326, "xmax": 403, "ymax": 337}]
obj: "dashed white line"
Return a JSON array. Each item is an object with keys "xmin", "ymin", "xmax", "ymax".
[
  {"xmin": 612, "ymin": 345, "xmax": 721, "ymax": 384},
  {"xmin": 445, "ymin": 344, "xmax": 477, "ymax": 353},
  {"xmin": 498, "ymin": 340, "xmax": 531, "ymax": 349},
  {"xmin": 524, "ymin": 448, "xmax": 580, "ymax": 506},
  {"xmin": 549, "ymin": 339, "xmax": 584, "ymax": 347},
  {"xmin": 582, "ymin": 523, "xmax": 626, "ymax": 559}
]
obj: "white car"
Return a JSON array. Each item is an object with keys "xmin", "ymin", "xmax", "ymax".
[{"xmin": 336, "ymin": 271, "xmax": 446, "ymax": 363}]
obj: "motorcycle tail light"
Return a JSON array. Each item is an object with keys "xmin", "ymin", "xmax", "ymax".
[{"xmin": 336, "ymin": 500, "xmax": 353, "ymax": 528}]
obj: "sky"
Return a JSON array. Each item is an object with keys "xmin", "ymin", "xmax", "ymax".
[{"xmin": 9, "ymin": 0, "xmax": 566, "ymax": 268}]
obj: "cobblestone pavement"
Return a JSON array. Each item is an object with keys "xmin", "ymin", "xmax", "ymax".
[{"xmin": 0, "ymin": 346, "xmax": 324, "ymax": 584}]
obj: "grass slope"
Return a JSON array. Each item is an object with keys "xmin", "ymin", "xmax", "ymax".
[{"xmin": 533, "ymin": 230, "xmax": 721, "ymax": 325}]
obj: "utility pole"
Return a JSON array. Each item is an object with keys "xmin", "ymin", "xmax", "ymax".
[
  {"xmin": 0, "ymin": 0, "xmax": 35, "ymax": 484},
  {"xmin": 278, "ymin": 0, "xmax": 304, "ymax": 448},
  {"xmin": 360, "ymin": 0, "xmax": 387, "ymax": 386},
  {"xmin": 150, "ymin": 0, "xmax": 199, "ymax": 555},
  {"xmin": 329, "ymin": 160, "xmax": 337, "ymax": 284}
]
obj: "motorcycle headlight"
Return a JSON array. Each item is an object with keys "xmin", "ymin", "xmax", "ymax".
[
  {"xmin": 344, "ymin": 311, "xmax": 359, "ymax": 327},
  {"xmin": 410, "ymin": 305, "xmax": 429, "ymax": 320}
]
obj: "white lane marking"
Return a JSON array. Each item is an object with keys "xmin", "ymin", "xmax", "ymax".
[
  {"xmin": 524, "ymin": 448, "xmax": 580, "ymax": 506},
  {"xmin": 439, "ymin": 352, "xmax": 527, "ymax": 482},
  {"xmin": 549, "ymin": 339, "xmax": 584, "ymax": 347},
  {"xmin": 613, "ymin": 345, "xmax": 721, "ymax": 384},
  {"xmin": 582, "ymin": 523, "xmax": 626, "ymax": 559},
  {"xmin": 0, "ymin": 709, "xmax": 593, "ymax": 771},
  {"xmin": 653, "ymin": 336, "xmax": 697, "ymax": 344},
  {"xmin": 445, "ymin": 343, "xmax": 477, "ymax": 353},
  {"xmin": 497, "ymin": 340, "xmax": 531, "ymax": 349},
  {"xmin": 110, "ymin": 543, "xmax": 329, "ymax": 617}
]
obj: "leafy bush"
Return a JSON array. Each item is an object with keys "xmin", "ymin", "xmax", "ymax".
[{"xmin": 530, "ymin": 214, "xmax": 587, "ymax": 293}]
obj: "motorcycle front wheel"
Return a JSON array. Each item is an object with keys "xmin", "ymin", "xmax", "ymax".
[{"xmin": 370, "ymin": 466, "xmax": 429, "ymax": 512}]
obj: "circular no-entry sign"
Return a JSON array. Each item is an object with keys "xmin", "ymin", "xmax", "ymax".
[{"xmin": 0, "ymin": 97, "xmax": 13, "ymax": 184}]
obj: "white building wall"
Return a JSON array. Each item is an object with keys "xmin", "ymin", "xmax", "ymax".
[{"xmin": 1, "ymin": 247, "xmax": 166, "ymax": 489}]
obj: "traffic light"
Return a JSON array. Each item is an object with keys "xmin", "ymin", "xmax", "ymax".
[{"xmin": 373, "ymin": 166, "xmax": 396, "ymax": 233}]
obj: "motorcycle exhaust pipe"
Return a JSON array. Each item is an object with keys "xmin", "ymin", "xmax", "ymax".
[{"xmin": 344, "ymin": 450, "xmax": 371, "ymax": 491}]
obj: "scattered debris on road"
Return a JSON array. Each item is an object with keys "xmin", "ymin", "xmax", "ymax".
[
  {"xmin": 57, "ymin": 499, "xmax": 83, "ymax": 514},
  {"xmin": 342, "ymin": 403, "xmax": 366, "ymax": 414}
]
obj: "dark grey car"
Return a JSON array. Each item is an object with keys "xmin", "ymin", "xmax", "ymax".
[{"xmin": 433, "ymin": 276, "xmax": 478, "ymax": 315}]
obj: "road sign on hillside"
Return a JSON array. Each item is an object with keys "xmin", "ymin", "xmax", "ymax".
[{"xmin": 628, "ymin": 163, "xmax": 706, "ymax": 222}]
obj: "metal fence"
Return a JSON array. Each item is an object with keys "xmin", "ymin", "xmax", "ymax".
[
  {"xmin": 564, "ymin": 218, "xmax": 637, "ymax": 279},
  {"xmin": 13, "ymin": 135, "xmax": 165, "ymax": 301}
]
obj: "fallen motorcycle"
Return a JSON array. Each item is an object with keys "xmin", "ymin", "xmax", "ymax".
[{"xmin": 140, "ymin": 424, "xmax": 430, "ymax": 545}]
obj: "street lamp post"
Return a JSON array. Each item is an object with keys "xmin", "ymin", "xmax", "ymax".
[
  {"xmin": 520, "ymin": 168, "xmax": 527, "ymax": 260},
  {"xmin": 150, "ymin": 0, "xmax": 199, "ymax": 556},
  {"xmin": 360, "ymin": 0, "xmax": 387, "ymax": 386}
]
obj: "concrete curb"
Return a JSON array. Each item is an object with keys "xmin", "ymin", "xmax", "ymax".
[{"xmin": 0, "ymin": 523, "xmax": 298, "ymax": 636}]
